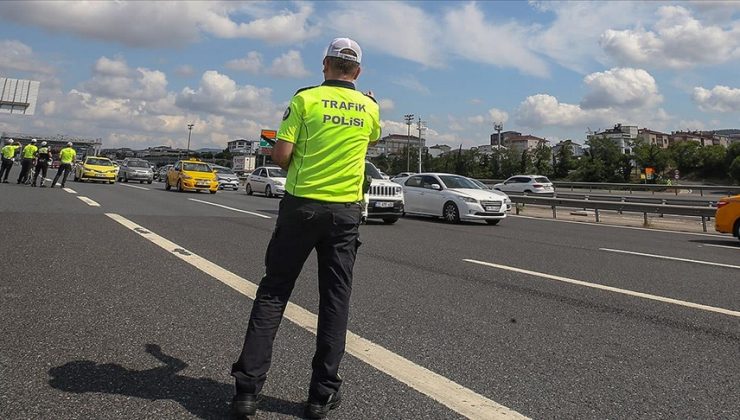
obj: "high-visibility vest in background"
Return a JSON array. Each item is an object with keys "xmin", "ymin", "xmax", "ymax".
[
  {"xmin": 22, "ymin": 144, "xmax": 38, "ymax": 159},
  {"xmin": 59, "ymin": 147, "xmax": 76, "ymax": 164},
  {"xmin": 1, "ymin": 144, "xmax": 19, "ymax": 159}
]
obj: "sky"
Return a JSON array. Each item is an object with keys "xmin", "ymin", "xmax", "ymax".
[{"xmin": 0, "ymin": 0, "xmax": 739, "ymax": 151}]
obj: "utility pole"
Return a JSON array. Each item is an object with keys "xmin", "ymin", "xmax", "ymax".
[
  {"xmin": 494, "ymin": 122, "xmax": 503, "ymax": 147},
  {"xmin": 417, "ymin": 117, "xmax": 426, "ymax": 173},
  {"xmin": 404, "ymin": 114, "xmax": 414, "ymax": 172},
  {"xmin": 186, "ymin": 123, "xmax": 195, "ymax": 157}
]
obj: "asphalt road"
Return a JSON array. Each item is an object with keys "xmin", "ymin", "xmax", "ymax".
[{"xmin": 1, "ymin": 178, "xmax": 738, "ymax": 419}]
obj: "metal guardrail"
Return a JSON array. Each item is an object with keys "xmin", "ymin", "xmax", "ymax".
[
  {"xmin": 548, "ymin": 192, "xmax": 717, "ymax": 207},
  {"xmin": 478, "ymin": 180, "xmax": 740, "ymax": 197},
  {"xmin": 509, "ymin": 195, "xmax": 717, "ymax": 232}
]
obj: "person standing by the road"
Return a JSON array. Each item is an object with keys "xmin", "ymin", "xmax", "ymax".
[
  {"xmin": 0, "ymin": 139, "xmax": 22, "ymax": 183},
  {"xmin": 32, "ymin": 141, "xmax": 52, "ymax": 187},
  {"xmin": 51, "ymin": 142, "xmax": 76, "ymax": 188},
  {"xmin": 231, "ymin": 38, "xmax": 381, "ymax": 419},
  {"xmin": 17, "ymin": 138, "xmax": 38, "ymax": 184}
]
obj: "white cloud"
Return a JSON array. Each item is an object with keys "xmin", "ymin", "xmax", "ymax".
[
  {"xmin": 488, "ymin": 108, "xmax": 509, "ymax": 124},
  {"xmin": 225, "ymin": 51, "xmax": 263, "ymax": 74},
  {"xmin": 267, "ymin": 50, "xmax": 310, "ymax": 79},
  {"xmin": 82, "ymin": 56, "xmax": 168, "ymax": 101},
  {"xmin": 0, "ymin": 39, "xmax": 54, "ymax": 75},
  {"xmin": 175, "ymin": 70, "xmax": 277, "ymax": 119},
  {"xmin": 581, "ymin": 68, "xmax": 662, "ymax": 109},
  {"xmin": 692, "ymin": 85, "xmax": 740, "ymax": 112},
  {"xmin": 174, "ymin": 65, "xmax": 196, "ymax": 78},
  {"xmin": 378, "ymin": 98, "xmax": 395, "ymax": 112},
  {"xmin": 0, "ymin": 2, "xmax": 320, "ymax": 47},
  {"xmin": 392, "ymin": 75, "xmax": 430, "ymax": 95},
  {"xmin": 600, "ymin": 6, "xmax": 740, "ymax": 69}
]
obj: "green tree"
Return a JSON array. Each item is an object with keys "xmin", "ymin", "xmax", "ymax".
[
  {"xmin": 725, "ymin": 142, "xmax": 740, "ymax": 170},
  {"xmin": 573, "ymin": 135, "xmax": 622, "ymax": 182},
  {"xmin": 668, "ymin": 141, "xmax": 701, "ymax": 174},
  {"xmin": 532, "ymin": 142, "xmax": 552, "ymax": 175},
  {"xmin": 499, "ymin": 147, "xmax": 521, "ymax": 178},
  {"xmin": 729, "ymin": 156, "xmax": 740, "ymax": 184},
  {"xmin": 553, "ymin": 142, "xmax": 576, "ymax": 179},
  {"xmin": 633, "ymin": 140, "xmax": 669, "ymax": 174},
  {"xmin": 698, "ymin": 145, "xmax": 727, "ymax": 178}
]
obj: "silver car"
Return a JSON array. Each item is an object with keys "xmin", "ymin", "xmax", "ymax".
[
  {"xmin": 212, "ymin": 165, "xmax": 240, "ymax": 190},
  {"xmin": 118, "ymin": 158, "xmax": 154, "ymax": 184}
]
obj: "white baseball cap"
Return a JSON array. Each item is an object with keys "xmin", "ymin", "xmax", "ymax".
[
  {"xmin": 31, "ymin": 138, "xmax": 37, "ymax": 143},
  {"xmin": 41, "ymin": 141, "xmax": 47, "ymax": 146},
  {"xmin": 6, "ymin": 138, "xmax": 13, "ymax": 144},
  {"xmin": 325, "ymin": 38, "xmax": 362, "ymax": 64},
  {"xmin": 66, "ymin": 142, "xmax": 73, "ymax": 146}
]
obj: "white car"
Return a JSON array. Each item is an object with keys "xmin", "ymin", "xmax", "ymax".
[
  {"xmin": 493, "ymin": 175, "xmax": 554, "ymax": 194},
  {"xmin": 212, "ymin": 165, "xmax": 240, "ymax": 190},
  {"xmin": 246, "ymin": 166, "xmax": 286, "ymax": 198},
  {"xmin": 363, "ymin": 161, "xmax": 404, "ymax": 224},
  {"xmin": 401, "ymin": 173, "xmax": 511, "ymax": 224}
]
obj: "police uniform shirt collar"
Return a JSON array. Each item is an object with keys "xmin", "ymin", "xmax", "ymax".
[{"xmin": 321, "ymin": 80, "xmax": 355, "ymax": 90}]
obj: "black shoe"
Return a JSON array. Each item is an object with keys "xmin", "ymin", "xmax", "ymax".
[
  {"xmin": 304, "ymin": 392, "xmax": 342, "ymax": 419},
  {"xmin": 31, "ymin": 183, "xmax": 36, "ymax": 187},
  {"xmin": 231, "ymin": 393, "xmax": 261, "ymax": 418},
  {"xmin": 40, "ymin": 185, "xmax": 46, "ymax": 188}
]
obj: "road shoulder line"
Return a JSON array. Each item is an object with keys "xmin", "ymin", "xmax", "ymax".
[
  {"xmin": 188, "ymin": 198, "xmax": 271, "ymax": 219},
  {"xmin": 599, "ymin": 248, "xmax": 740, "ymax": 270}
]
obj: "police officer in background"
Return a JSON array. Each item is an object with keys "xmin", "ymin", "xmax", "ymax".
[
  {"xmin": 32, "ymin": 141, "xmax": 52, "ymax": 187},
  {"xmin": 51, "ymin": 142, "xmax": 76, "ymax": 188},
  {"xmin": 231, "ymin": 38, "xmax": 381, "ymax": 419},
  {"xmin": 18, "ymin": 138, "xmax": 38, "ymax": 184},
  {"xmin": 0, "ymin": 138, "xmax": 21, "ymax": 183}
]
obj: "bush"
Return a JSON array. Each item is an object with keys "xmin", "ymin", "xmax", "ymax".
[{"xmin": 729, "ymin": 156, "xmax": 740, "ymax": 184}]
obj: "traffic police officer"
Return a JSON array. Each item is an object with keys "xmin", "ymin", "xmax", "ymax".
[
  {"xmin": 0, "ymin": 138, "xmax": 21, "ymax": 183},
  {"xmin": 231, "ymin": 38, "xmax": 381, "ymax": 419},
  {"xmin": 18, "ymin": 138, "xmax": 38, "ymax": 184},
  {"xmin": 51, "ymin": 142, "xmax": 76, "ymax": 188},
  {"xmin": 32, "ymin": 141, "xmax": 52, "ymax": 187}
]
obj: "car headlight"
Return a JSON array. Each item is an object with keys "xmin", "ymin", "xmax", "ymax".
[
  {"xmin": 274, "ymin": 181, "xmax": 283, "ymax": 186},
  {"xmin": 460, "ymin": 196, "xmax": 477, "ymax": 204}
]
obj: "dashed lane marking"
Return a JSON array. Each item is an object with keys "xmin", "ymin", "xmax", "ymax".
[
  {"xmin": 77, "ymin": 196, "xmax": 100, "ymax": 207},
  {"xmin": 106, "ymin": 213, "xmax": 526, "ymax": 420},
  {"xmin": 702, "ymin": 243, "xmax": 740, "ymax": 251},
  {"xmin": 599, "ymin": 248, "xmax": 740, "ymax": 270},
  {"xmin": 62, "ymin": 188, "xmax": 77, "ymax": 194},
  {"xmin": 188, "ymin": 198, "xmax": 271, "ymax": 219},
  {"xmin": 463, "ymin": 259, "xmax": 740, "ymax": 318},
  {"xmin": 118, "ymin": 183, "xmax": 150, "ymax": 190}
]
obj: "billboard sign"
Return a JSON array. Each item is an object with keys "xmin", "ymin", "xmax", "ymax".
[
  {"xmin": 259, "ymin": 129, "xmax": 276, "ymax": 148},
  {"xmin": 0, "ymin": 78, "xmax": 40, "ymax": 115}
]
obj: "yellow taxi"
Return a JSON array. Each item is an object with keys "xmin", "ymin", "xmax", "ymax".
[
  {"xmin": 165, "ymin": 159, "xmax": 218, "ymax": 194},
  {"xmin": 74, "ymin": 156, "xmax": 118, "ymax": 184},
  {"xmin": 715, "ymin": 194, "xmax": 740, "ymax": 241}
]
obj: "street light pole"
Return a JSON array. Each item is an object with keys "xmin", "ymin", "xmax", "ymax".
[
  {"xmin": 187, "ymin": 123, "xmax": 195, "ymax": 157},
  {"xmin": 417, "ymin": 117, "xmax": 426, "ymax": 173},
  {"xmin": 494, "ymin": 122, "xmax": 503, "ymax": 147},
  {"xmin": 404, "ymin": 114, "xmax": 414, "ymax": 172}
]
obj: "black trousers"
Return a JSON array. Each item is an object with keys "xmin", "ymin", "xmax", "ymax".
[
  {"xmin": 52, "ymin": 163, "xmax": 72, "ymax": 187},
  {"xmin": 0, "ymin": 158, "xmax": 13, "ymax": 181},
  {"xmin": 33, "ymin": 162, "xmax": 49, "ymax": 186},
  {"xmin": 232, "ymin": 194, "xmax": 362, "ymax": 400},
  {"xmin": 18, "ymin": 158, "xmax": 34, "ymax": 183}
]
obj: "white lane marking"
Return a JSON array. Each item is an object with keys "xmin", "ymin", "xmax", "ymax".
[
  {"xmin": 599, "ymin": 248, "xmax": 740, "ymax": 270},
  {"xmin": 188, "ymin": 198, "xmax": 271, "ymax": 219},
  {"xmin": 119, "ymin": 183, "xmax": 150, "ymax": 191},
  {"xmin": 703, "ymin": 243, "xmax": 740, "ymax": 251},
  {"xmin": 77, "ymin": 196, "xmax": 100, "ymax": 207},
  {"xmin": 463, "ymin": 259, "xmax": 740, "ymax": 318},
  {"xmin": 106, "ymin": 213, "xmax": 525, "ymax": 420},
  {"xmin": 509, "ymin": 214, "xmax": 725, "ymax": 238},
  {"xmin": 63, "ymin": 188, "xmax": 77, "ymax": 194}
]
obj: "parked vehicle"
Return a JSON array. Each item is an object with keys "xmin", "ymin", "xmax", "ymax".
[
  {"xmin": 74, "ymin": 156, "xmax": 117, "ymax": 184},
  {"xmin": 117, "ymin": 158, "xmax": 154, "ymax": 184},
  {"xmin": 212, "ymin": 165, "xmax": 240, "ymax": 190},
  {"xmin": 390, "ymin": 172, "xmax": 416, "ymax": 185},
  {"xmin": 363, "ymin": 161, "xmax": 404, "ymax": 224},
  {"xmin": 715, "ymin": 195, "xmax": 740, "ymax": 242},
  {"xmin": 401, "ymin": 173, "xmax": 509, "ymax": 224},
  {"xmin": 493, "ymin": 175, "xmax": 554, "ymax": 194},
  {"xmin": 233, "ymin": 155, "xmax": 257, "ymax": 177},
  {"xmin": 245, "ymin": 166, "xmax": 286, "ymax": 198},
  {"xmin": 165, "ymin": 159, "xmax": 218, "ymax": 194}
]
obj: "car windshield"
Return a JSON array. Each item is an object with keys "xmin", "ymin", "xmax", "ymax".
[
  {"xmin": 470, "ymin": 179, "xmax": 488, "ymax": 189},
  {"xmin": 183, "ymin": 163, "xmax": 212, "ymax": 172},
  {"xmin": 365, "ymin": 163, "xmax": 384, "ymax": 180},
  {"xmin": 267, "ymin": 168, "xmax": 286, "ymax": 177},
  {"xmin": 86, "ymin": 158, "xmax": 113, "ymax": 166},
  {"xmin": 127, "ymin": 160, "xmax": 149, "ymax": 168},
  {"xmin": 534, "ymin": 177, "xmax": 551, "ymax": 183},
  {"xmin": 439, "ymin": 175, "xmax": 479, "ymax": 189},
  {"xmin": 215, "ymin": 168, "xmax": 234, "ymax": 174}
]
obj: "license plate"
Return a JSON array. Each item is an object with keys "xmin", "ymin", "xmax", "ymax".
[
  {"xmin": 485, "ymin": 205, "xmax": 500, "ymax": 212},
  {"xmin": 197, "ymin": 182, "xmax": 209, "ymax": 186},
  {"xmin": 375, "ymin": 201, "xmax": 394, "ymax": 208}
]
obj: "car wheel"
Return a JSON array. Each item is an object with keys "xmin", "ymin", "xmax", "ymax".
[
  {"xmin": 486, "ymin": 219, "xmax": 500, "ymax": 225},
  {"xmin": 210, "ymin": 190, "xmax": 217, "ymax": 194},
  {"xmin": 147, "ymin": 180, "xmax": 152, "ymax": 184},
  {"xmin": 383, "ymin": 217, "xmax": 399, "ymax": 224},
  {"xmin": 524, "ymin": 189, "xmax": 532, "ymax": 193},
  {"xmin": 735, "ymin": 220, "xmax": 740, "ymax": 242},
  {"xmin": 165, "ymin": 179, "xmax": 171, "ymax": 191},
  {"xmin": 177, "ymin": 180, "xmax": 184, "ymax": 192},
  {"xmin": 265, "ymin": 185, "xmax": 273, "ymax": 198},
  {"xmin": 109, "ymin": 180, "xmax": 115, "ymax": 184},
  {"xmin": 246, "ymin": 183, "xmax": 253, "ymax": 195},
  {"xmin": 443, "ymin": 201, "xmax": 460, "ymax": 224}
]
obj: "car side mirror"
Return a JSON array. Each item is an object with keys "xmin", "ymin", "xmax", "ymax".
[{"xmin": 431, "ymin": 184, "xmax": 441, "ymax": 190}]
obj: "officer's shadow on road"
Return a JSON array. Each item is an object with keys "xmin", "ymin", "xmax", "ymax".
[{"xmin": 48, "ymin": 344, "xmax": 304, "ymax": 419}]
